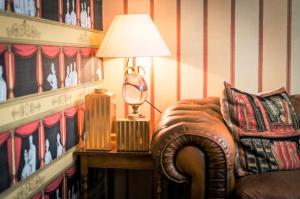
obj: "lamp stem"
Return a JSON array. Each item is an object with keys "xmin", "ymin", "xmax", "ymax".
[{"xmin": 132, "ymin": 57, "xmax": 138, "ymax": 73}]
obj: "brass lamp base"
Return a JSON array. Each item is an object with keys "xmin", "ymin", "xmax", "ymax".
[
  {"xmin": 127, "ymin": 113, "xmax": 140, "ymax": 120},
  {"xmin": 127, "ymin": 105, "xmax": 144, "ymax": 120}
]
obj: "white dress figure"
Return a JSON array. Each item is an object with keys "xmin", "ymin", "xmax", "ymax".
[
  {"xmin": 0, "ymin": 65, "xmax": 7, "ymax": 102},
  {"xmin": 72, "ymin": 185, "xmax": 76, "ymax": 199},
  {"xmin": 24, "ymin": 0, "xmax": 29, "ymax": 15},
  {"xmin": 47, "ymin": 62, "xmax": 58, "ymax": 90},
  {"xmin": 13, "ymin": 0, "xmax": 21, "ymax": 14},
  {"xmin": 68, "ymin": 189, "xmax": 71, "ymax": 199},
  {"xmin": 87, "ymin": 6, "xmax": 91, "ymax": 28},
  {"xmin": 56, "ymin": 133, "xmax": 63, "ymax": 157},
  {"xmin": 73, "ymin": 62, "xmax": 78, "ymax": 85},
  {"xmin": 96, "ymin": 65, "xmax": 102, "ymax": 80},
  {"xmin": 0, "ymin": 0, "xmax": 5, "ymax": 11},
  {"xmin": 65, "ymin": 0, "xmax": 71, "ymax": 24},
  {"xmin": 65, "ymin": 66, "xmax": 70, "ymax": 87},
  {"xmin": 80, "ymin": 3, "xmax": 84, "ymax": 27},
  {"xmin": 28, "ymin": 0, "xmax": 35, "ymax": 16},
  {"xmin": 70, "ymin": 0, "xmax": 77, "ymax": 25},
  {"xmin": 56, "ymin": 189, "xmax": 61, "ymax": 199},
  {"xmin": 44, "ymin": 139, "xmax": 52, "ymax": 165},
  {"xmin": 69, "ymin": 63, "xmax": 74, "ymax": 85},
  {"xmin": 28, "ymin": 135, "xmax": 36, "ymax": 173},
  {"xmin": 83, "ymin": 2, "xmax": 87, "ymax": 28},
  {"xmin": 21, "ymin": 149, "xmax": 31, "ymax": 180}
]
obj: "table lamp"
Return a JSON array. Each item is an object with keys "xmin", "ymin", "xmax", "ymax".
[{"xmin": 96, "ymin": 14, "xmax": 171, "ymax": 120}]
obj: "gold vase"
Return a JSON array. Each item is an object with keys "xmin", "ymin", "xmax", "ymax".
[{"xmin": 85, "ymin": 89, "xmax": 116, "ymax": 150}]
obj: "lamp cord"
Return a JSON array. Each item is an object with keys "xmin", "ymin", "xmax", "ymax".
[{"xmin": 145, "ymin": 100, "xmax": 162, "ymax": 113}]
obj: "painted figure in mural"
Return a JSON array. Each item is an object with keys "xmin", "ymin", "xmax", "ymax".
[
  {"xmin": 56, "ymin": 133, "xmax": 63, "ymax": 157},
  {"xmin": 24, "ymin": 0, "xmax": 29, "ymax": 15},
  {"xmin": 72, "ymin": 185, "xmax": 76, "ymax": 199},
  {"xmin": 80, "ymin": 1, "xmax": 91, "ymax": 28},
  {"xmin": 28, "ymin": 135, "xmax": 37, "ymax": 173},
  {"xmin": 87, "ymin": 6, "xmax": 91, "ymax": 28},
  {"xmin": 28, "ymin": 0, "xmax": 35, "ymax": 16},
  {"xmin": 0, "ymin": 0, "xmax": 5, "ymax": 11},
  {"xmin": 21, "ymin": 149, "xmax": 31, "ymax": 180},
  {"xmin": 96, "ymin": 65, "xmax": 102, "ymax": 80},
  {"xmin": 44, "ymin": 139, "xmax": 52, "ymax": 165},
  {"xmin": 13, "ymin": 0, "xmax": 21, "ymax": 14},
  {"xmin": 65, "ymin": 0, "xmax": 71, "ymax": 24},
  {"xmin": 80, "ymin": 2, "xmax": 85, "ymax": 27},
  {"xmin": 0, "ymin": 65, "xmax": 7, "ymax": 102},
  {"xmin": 69, "ymin": 63, "xmax": 73, "ymax": 85},
  {"xmin": 72, "ymin": 62, "xmax": 78, "ymax": 86},
  {"xmin": 13, "ymin": 0, "xmax": 35, "ymax": 16},
  {"xmin": 65, "ymin": 65, "xmax": 70, "ymax": 87},
  {"xmin": 56, "ymin": 189, "xmax": 61, "ymax": 199},
  {"xmin": 70, "ymin": 0, "xmax": 77, "ymax": 25},
  {"xmin": 83, "ymin": 2, "xmax": 87, "ymax": 27},
  {"xmin": 47, "ymin": 62, "xmax": 58, "ymax": 90}
]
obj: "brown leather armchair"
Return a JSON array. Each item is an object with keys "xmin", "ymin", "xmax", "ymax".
[{"xmin": 151, "ymin": 96, "xmax": 300, "ymax": 199}]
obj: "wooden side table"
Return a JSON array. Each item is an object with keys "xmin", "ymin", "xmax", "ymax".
[{"xmin": 74, "ymin": 145, "xmax": 161, "ymax": 199}]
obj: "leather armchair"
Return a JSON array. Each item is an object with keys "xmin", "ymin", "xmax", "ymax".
[{"xmin": 151, "ymin": 96, "xmax": 300, "ymax": 199}]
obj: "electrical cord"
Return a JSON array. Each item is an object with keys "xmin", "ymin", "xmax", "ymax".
[{"xmin": 145, "ymin": 99, "xmax": 162, "ymax": 113}]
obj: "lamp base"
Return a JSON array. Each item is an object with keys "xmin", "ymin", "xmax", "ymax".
[
  {"xmin": 127, "ymin": 113, "xmax": 140, "ymax": 120},
  {"xmin": 127, "ymin": 112, "xmax": 145, "ymax": 120}
]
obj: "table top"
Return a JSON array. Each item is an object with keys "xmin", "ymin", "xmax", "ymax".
[
  {"xmin": 74, "ymin": 143, "xmax": 154, "ymax": 170},
  {"xmin": 74, "ymin": 143, "xmax": 152, "ymax": 157}
]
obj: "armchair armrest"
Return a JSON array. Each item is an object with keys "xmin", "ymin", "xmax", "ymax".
[{"xmin": 151, "ymin": 97, "xmax": 236, "ymax": 198}]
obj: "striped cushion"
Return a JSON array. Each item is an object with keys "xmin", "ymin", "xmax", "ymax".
[{"xmin": 220, "ymin": 82, "xmax": 300, "ymax": 176}]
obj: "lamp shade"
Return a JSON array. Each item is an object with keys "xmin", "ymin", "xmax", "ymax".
[{"xmin": 96, "ymin": 14, "xmax": 171, "ymax": 58}]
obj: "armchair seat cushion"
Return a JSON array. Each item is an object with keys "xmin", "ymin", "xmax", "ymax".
[{"xmin": 233, "ymin": 169, "xmax": 300, "ymax": 199}]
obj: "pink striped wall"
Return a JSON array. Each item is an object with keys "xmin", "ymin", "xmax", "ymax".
[{"xmin": 102, "ymin": 0, "xmax": 300, "ymax": 126}]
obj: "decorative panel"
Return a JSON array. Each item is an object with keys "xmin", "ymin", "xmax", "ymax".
[{"xmin": 0, "ymin": 12, "xmax": 103, "ymax": 47}]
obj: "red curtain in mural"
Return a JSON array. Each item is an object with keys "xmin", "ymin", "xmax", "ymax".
[
  {"xmin": 32, "ymin": 192, "xmax": 42, "ymax": 199},
  {"xmin": 65, "ymin": 166, "xmax": 77, "ymax": 177},
  {"xmin": 4, "ymin": 48, "xmax": 14, "ymax": 98},
  {"xmin": 80, "ymin": 48, "xmax": 92, "ymax": 57},
  {"xmin": 13, "ymin": 45, "xmax": 37, "ymax": 57},
  {"xmin": 0, "ymin": 44, "xmax": 11, "ymax": 98},
  {"xmin": 40, "ymin": 46, "xmax": 60, "ymax": 92},
  {"xmin": 44, "ymin": 176, "xmax": 63, "ymax": 199},
  {"xmin": 78, "ymin": 104, "xmax": 85, "ymax": 143},
  {"xmin": 65, "ymin": 106, "xmax": 78, "ymax": 118},
  {"xmin": 0, "ymin": 131, "xmax": 10, "ymax": 146},
  {"xmin": 1, "ymin": 131, "xmax": 12, "ymax": 183},
  {"xmin": 0, "ymin": 44, "xmax": 7, "ymax": 55},
  {"xmin": 13, "ymin": 45, "xmax": 39, "ymax": 97},
  {"xmin": 65, "ymin": 106, "xmax": 79, "ymax": 149},
  {"xmin": 43, "ymin": 112, "xmax": 62, "ymax": 127},
  {"xmin": 43, "ymin": 112, "xmax": 65, "ymax": 153},
  {"xmin": 63, "ymin": 47, "xmax": 78, "ymax": 57},
  {"xmin": 79, "ymin": 48, "xmax": 93, "ymax": 83},
  {"xmin": 14, "ymin": 121, "xmax": 40, "ymax": 181},
  {"xmin": 41, "ymin": 46, "xmax": 60, "ymax": 58}
]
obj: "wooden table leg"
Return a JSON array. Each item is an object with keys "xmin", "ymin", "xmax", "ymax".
[
  {"xmin": 81, "ymin": 156, "xmax": 88, "ymax": 199},
  {"xmin": 153, "ymin": 170, "xmax": 162, "ymax": 199}
]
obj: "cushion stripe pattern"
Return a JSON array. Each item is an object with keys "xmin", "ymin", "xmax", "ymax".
[{"xmin": 221, "ymin": 82, "xmax": 300, "ymax": 176}]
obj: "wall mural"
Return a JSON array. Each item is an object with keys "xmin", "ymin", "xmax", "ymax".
[
  {"xmin": 29, "ymin": 166, "xmax": 80, "ymax": 199},
  {"xmin": 0, "ymin": 0, "xmax": 103, "ymax": 197},
  {"xmin": 0, "ymin": 104, "xmax": 84, "ymax": 194},
  {"xmin": 0, "ymin": 44, "xmax": 103, "ymax": 102},
  {"xmin": 0, "ymin": 0, "xmax": 103, "ymax": 31}
]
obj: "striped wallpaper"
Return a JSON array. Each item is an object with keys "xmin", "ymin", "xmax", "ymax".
[{"xmin": 101, "ymin": 0, "xmax": 300, "ymax": 130}]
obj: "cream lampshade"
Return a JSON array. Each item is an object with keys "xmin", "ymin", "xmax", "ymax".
[{"xmin": 96, "ymin": 14, "xmax": 170, "ymax": 119}]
